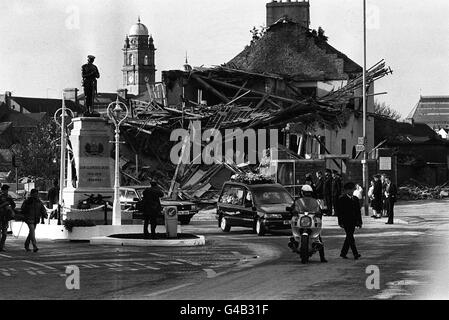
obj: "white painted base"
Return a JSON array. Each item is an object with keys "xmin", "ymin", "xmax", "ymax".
[
  {"xmin": 90, "ymin": 235, "xmax": 206, "ymax": 247},
  {"xmin": 11, "ymin": 221, "xmax": 180, "ymax": 241}
]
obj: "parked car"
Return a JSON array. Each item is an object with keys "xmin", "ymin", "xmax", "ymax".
[
  {"xmin": 216, "ymin": 181, "xmax": 295, "ymax": 236},
  {"xmin": 119, "ymin": 186, "xmax": 199, "ymax": 225}
]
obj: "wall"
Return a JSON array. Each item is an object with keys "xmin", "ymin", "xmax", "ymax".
[{"xmin": 397, "ymin": 164, "xmax": 448, "ymax": 187}]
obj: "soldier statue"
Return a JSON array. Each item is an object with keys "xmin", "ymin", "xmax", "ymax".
[{"xmin": 81, "ymin": 55, "xmax": 100, "ymax": 115}]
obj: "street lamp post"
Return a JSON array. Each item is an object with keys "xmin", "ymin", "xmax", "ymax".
[
  {"xmin": 107, "ymin": 97, "xmax": 129, "ymax": 226},
  {"xmin": 362, "ymin": 0, "xmax": 369, "ymax": 216},
  {"xmin": 54, "ymin": 93, "xmax": 74, "ymax": 225}
]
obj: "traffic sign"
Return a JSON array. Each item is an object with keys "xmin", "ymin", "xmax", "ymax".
[
  {"xmin": 358, "ymin": 137, "xmax": 367, "ymax": 145},
  {"xmin": 356, "ymin": 144, "xmax": 366, "ymax": 152}
]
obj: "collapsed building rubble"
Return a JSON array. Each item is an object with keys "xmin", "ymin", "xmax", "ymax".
[
  {"xmin": 116, "ymin": 61, "xmax": 391, "ymax": 202},
  {"xmin": 398, "ymin": 180, "xmax": 449, "ymax": 200}
]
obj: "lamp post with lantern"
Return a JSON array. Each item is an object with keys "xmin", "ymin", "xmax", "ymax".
[
  {"xmin": 107, "ymin": 97, "xmax": 129, "ymax": 226},
  {"xmin": 54, "ymin": 92, "xmax": 74, "ymax": 225}
]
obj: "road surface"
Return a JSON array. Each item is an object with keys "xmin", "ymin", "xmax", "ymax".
[{"xmin": 0, "ymin": 200, "xmax": 448, "ymax": 300}]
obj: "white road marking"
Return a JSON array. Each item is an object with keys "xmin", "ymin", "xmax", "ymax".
[
  {"xmin": 0, "ymin": 253, "xmax": 12, "ymax": 258},
  {"xmin": 22, "ymin": 260, "xmax": 56, "ymax": 270},
  {"xmin": 2, "ymin": 272, "xmax": 11, "ymax": 277},
  {"xmin": 176, "ymin": 259, "xmax": 201, "ymax": 266},
  {"xmin": 145, "ymin": 283, "xmax": 194, "ymax": 297},
  {"xmin": 148, "ymin": 253, "xmax": 167, "ymax": 257},
  {"xmin": 145, "ymin": 266, "xmax": 160, "ymax": 270},
  {"xmin": 26, "ymin": 271, "xmax": 37, "ymax": 276},
  {"xmin": 44, "ymin": 258, "xmax": 155, "ymax": 265}
]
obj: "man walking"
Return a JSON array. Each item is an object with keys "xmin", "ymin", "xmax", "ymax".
[
  {"xmin": 337, "ymin": 182, "xmax": 362, "ymax": 260},
  {"xmin": 21, "ymin": 189, "xmax": 47, "ymax": 252},
  {"xmin": 81, "ymin": 55, "xmax": 100, "ymax": 115},
  {"xmin": 142, "ymin": 181, "xmax": 164, "ymax": 239},
  {"xmin": 384, "ymin": 176, "xmax": 397, "ymax": 225}
]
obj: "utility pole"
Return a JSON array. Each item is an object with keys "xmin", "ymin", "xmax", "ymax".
[{"xmin": 362, "ymin": 0, "xmax": 369, "ymax": 216}]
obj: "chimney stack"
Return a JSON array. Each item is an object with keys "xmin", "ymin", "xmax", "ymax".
[{"xmin": 266, "ymin": 0, "xmax": 310, "ymax": 28}]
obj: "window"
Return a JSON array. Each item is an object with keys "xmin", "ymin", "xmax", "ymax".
[
  {"xmin": 341, "ymin": 139, "xmax": 347, "ymax": 155},
  {"xmin": 144, "ymin": 55, "xmax": 149, "ymax": 65},
  {"xmin": 219, "ymin": 186, "xmax": 244, "ymax": 206},
  {"xmin": 119, "ymin": 189, "xmax": 127, "ymax": 201},
  {"xmin": 128, "ymin": 54, "xmax": 134, "ymax": 65}
]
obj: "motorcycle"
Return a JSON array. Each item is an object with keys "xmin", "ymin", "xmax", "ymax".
[{"xmin": 287, "ymin": 205, "xmax": 324, "ymax": 264}]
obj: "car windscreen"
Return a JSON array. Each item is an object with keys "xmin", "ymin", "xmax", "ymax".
[{"xmin": 252, "ymin": 187, "xmax": 293, "ymax": 205}]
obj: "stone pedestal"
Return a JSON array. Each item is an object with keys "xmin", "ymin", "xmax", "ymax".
[{"xmin": 63, "ymin": 118, "xmax": 114, "ymax": 218}]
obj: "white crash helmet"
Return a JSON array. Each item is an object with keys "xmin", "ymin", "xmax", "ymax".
[{"xmin": 301, "ymin": 185, "xmax": 314, "ymax": 193}]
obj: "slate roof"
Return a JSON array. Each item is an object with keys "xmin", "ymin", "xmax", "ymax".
[
  {"xmin": 227, "ymin": 20, "xmax": 362, "ymax": 81},
  {"xmin": 1, "ymin": 110, "xmax": 47, "ymax": 128},
  {"xmin": 406, "ymin": 96, "xmax": 449, "ymax": 129},
  {"xmin": 11, "ymin": 96, "xmax": 82, "ymax": 116}
]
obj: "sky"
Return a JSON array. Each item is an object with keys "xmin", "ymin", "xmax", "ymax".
[{"xmin": 0, "ymin": 0, "xmax": 448, "ymax": 119}]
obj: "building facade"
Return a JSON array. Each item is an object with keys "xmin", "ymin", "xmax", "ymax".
[{"xmin": 407, "ymin": 95, "xmax": 449, "ymax": 130}]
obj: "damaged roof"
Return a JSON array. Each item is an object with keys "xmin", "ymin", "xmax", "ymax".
[
  {"xmin": 227, "ymin": 20, "xmax": 362, "ymax": 81},
  {"xmin": 375, "ymin": 116, "xmax": 449, "ymax": 145}
]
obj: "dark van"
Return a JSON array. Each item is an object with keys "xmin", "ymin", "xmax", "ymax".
[{"xmin": 217, "ymin": 181, "xmax": 294, "ymax": 236}]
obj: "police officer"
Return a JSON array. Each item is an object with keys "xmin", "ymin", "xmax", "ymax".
[
  {"xmin": 293, "ymin": 185, "xmax": 328, "ymax": 263},
  {"xmin": 82, "ymin": 55, "xmax": 100, "ymax": 115}
]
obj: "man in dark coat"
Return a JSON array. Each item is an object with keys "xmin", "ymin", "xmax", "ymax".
[
  {"xmin": 21, "ymin": 189, "xmax": 47, "ymax": 252},
  {"xmin": 371, "ymin": 175, "xmax": 383, "ymax": 219},
  {"xmin": 331, "ymin": 171, "xmax": 342, "ymax": 216},
  {"xmin": 315, "ymin": 171, "xmax": 324, "ymax": 201},
  {"xmin": 323, "ymin": 169, "xmax": 333, "ymax": 216},
  {"xmin": 336, "ymin": 182, "xmax": 362, "ymax": 260},
  {"xmin": 142, "ymin": 181, "xmax": 164, "ymax": 239},
  {"xmin": 81, "ymin": 55, "xmax": 100, "ymax": 114},
  {"xmin": 384, "ymin": 176, "xmax": 398, "ymax": 225}
]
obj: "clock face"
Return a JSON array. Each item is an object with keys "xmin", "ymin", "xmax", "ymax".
[{"xmin": 128, "ymin": 74, "xmax": 134, "ymax": 84}]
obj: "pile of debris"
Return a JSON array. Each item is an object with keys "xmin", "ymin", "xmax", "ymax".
[
  {"xmin": 118, "ymin": 62, "xmax": 391, "ymax": 203},
  {"xmin": 398, "ymin": 180, "xmax": 449, "ymax": 200}
]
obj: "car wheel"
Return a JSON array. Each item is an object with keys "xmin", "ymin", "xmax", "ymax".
[
  {"xmin": 220, "ymin": 217, "xmax": 231, "ymax": 232},
  {"xmin": 256, "ymin": 219, "xmax": 266, "ymax": 236}
]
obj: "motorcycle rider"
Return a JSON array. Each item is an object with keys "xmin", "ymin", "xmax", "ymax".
[{"xmin": 291, "ymin": 185, "xmax": 328, "ymax": 263}]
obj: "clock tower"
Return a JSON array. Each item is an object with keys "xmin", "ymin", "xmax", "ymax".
[{"xmin": 122, "ymin": 17, "xmax": 156, "ymax": 96}]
